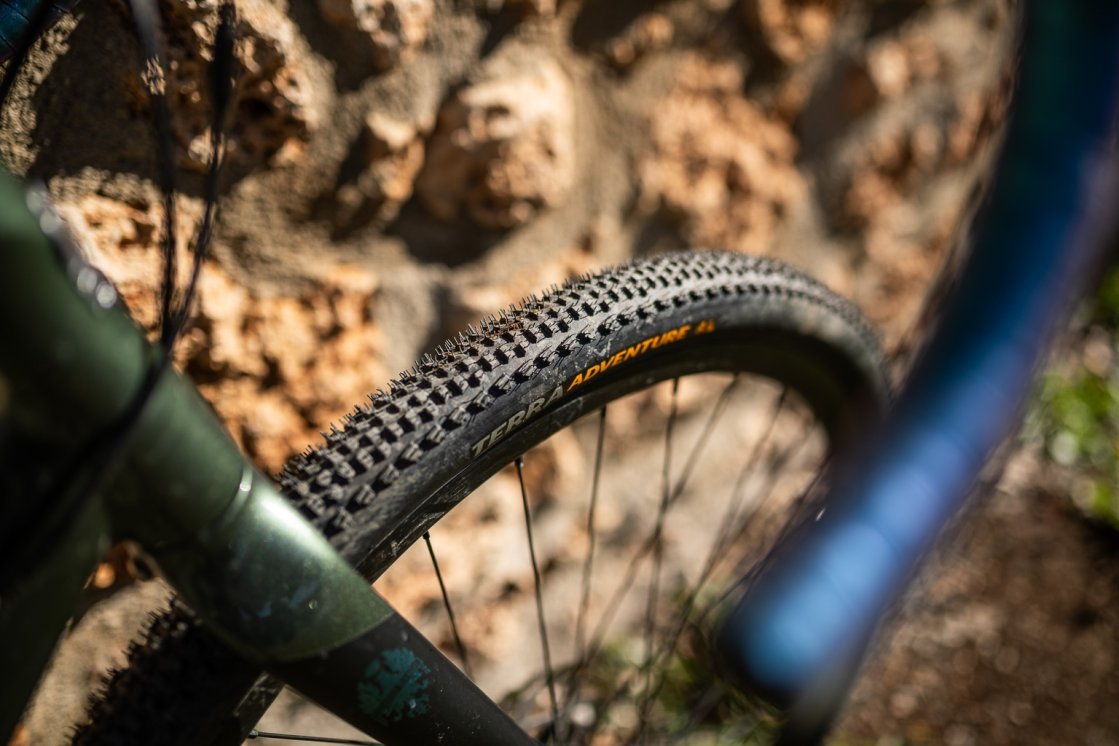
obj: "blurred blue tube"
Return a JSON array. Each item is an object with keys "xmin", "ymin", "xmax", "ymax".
[{"xmin": 718, "ymin": 1, "xmax": 1119, "ymax": 739}]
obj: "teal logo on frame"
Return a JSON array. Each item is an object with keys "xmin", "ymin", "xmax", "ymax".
[{"xmin": 357, "ymin": 647, "xmax": 432, "ymax": 724}]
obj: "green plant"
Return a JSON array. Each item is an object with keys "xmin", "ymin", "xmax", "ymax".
[{"xmin": 1025, "ymin": 268, "xmax": 1119, "ymax": 529}]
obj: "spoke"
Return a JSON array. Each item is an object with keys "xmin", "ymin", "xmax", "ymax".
[
  {"xmin": 423, "ymin": 531, "xmax": 473, "ymax": 678},
  {"xmin": 640, "ymin": 390, "xmax": 790, "ymax": 701},
  {"xmin": 603, "ymin": 387, "xmax": 824, "ymax": 743},
  {"xmin": 515, "ymin": 455, "xmax": 560, "ymax": 741},
  {"xmin": 696, "ymin": 417, "xmax": 821, "ymax": 626},
  {"xmin": 587, "ymin": 668, "xmax": 644, "ymax": 738},
  {"xmin": 557, "ymin": 376, "xmax": 742, "ymax": 739},
  {"xmin": 561, "ymin": 377, "xmax": 742, "ymax": 705},
  {"xmin": 673, "ymin": 681, "xmax": 727, "ymax": 739},
  {"xmin": 556, "ymin": 535, "xmax": 653, "ymax": 734},
  {"xmin": 666, "ymin": 374, "xmax": 742, "ymax": 509},
  {"xmin": 573, "ymin": 406, "xmax": 607, "ymax": 661},
  {"xmin": 448, "ymin": 379, "xmax": 815, "ymax": 744},
  {"xmin": 694, "ymin": 390, "xmax": 791, "ymax": 600},
  {"xmin": 247, "ymin": 729, "xmax": 380, "ymax": 745},
  {"xmin": 635, "ymin": 379, "xmax": 680, "ymax": 742}
]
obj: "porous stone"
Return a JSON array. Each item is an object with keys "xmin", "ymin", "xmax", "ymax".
[
  {"xmin": 416, "ymin": 56, "xmax": 576, "ymax": 230},
  {"xmin": 317, "ymin": 0, "xmax": 434, "ymax": 70},
  {"xmin": 202, "ymin": 265, "xmax": 384, "ymax": 473},
  {"xmin": 142, "ymin": 0, "xmax": 316, "ymax": 172},
  {"xmin": 741, "ymin": 0, "xmax": 844, "ymax": 64},
  {"xmin": 509, "ymin": 0, "xmax": 556, "ymax": 17},
  {"xmin": 605, "ymin": 13, "xmax": 674, "ymax": 69},
  {"xmin": 329, "ymin": 112, "xmax": 428, "ymax": 232},
  {"xmin": 60, "ymin": 192, "xmax": 385, "ymax": 473},
  {"xmin": 866, "ymin": 39, "xmax": 911, "ymax": 99},
  {"xmin": 638, "ymin": 54, "xmax": 804, "ymax": 254}
]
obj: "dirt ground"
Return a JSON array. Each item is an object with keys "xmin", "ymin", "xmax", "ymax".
[
  {"xmin": 7, "ymin": 0, "xmax": 1119, "ymax": 744},
  {"xmin": 839, "ymin": 450, "xmax": 1119, "ymax": 746}
]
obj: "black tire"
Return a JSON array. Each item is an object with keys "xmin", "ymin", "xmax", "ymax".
[{"xmin": 75, "ymin": 251, "xmax": 888, "ymax": 745}]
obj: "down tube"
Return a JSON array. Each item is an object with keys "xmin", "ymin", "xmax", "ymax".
[{"xmin": 148, "ymin": 471, "xmax": 537, "ymax": 746}]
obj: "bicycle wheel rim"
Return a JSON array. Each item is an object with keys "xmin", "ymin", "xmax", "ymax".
[{"xmin": 77, "ymin": 251, "xmax": 889, "ymax": 746}]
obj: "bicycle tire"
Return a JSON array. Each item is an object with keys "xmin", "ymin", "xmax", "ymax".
[{"xmin": 75, "ymin": 250, "xmax": 888, "ymax": 745}]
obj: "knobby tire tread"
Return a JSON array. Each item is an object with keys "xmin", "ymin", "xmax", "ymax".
[{"xmin": 73, "ymin": 251, "xmax": 887, "ymax": 746}]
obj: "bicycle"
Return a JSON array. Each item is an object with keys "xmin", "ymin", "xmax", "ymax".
[{"xmin": 0, "ymin": 0, "xmax": 1114, "ymax": 742}]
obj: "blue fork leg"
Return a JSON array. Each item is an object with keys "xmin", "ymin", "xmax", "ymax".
[{"xmin": 717, "ymin": 1, "xmax": 1119, "ymax": 742}]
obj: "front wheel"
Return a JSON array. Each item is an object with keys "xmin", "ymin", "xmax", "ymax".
[{"xmin": 76, "ymin": 250, "xmax": 889, "ymax": 745}]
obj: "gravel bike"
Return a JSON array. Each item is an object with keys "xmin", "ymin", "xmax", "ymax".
[{"xmin": 2, "ymin": 1, "xmax": 1118, "ymax": 745}]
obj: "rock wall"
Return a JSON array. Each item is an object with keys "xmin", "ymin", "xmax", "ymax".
[{"xmin": 1, "ymin": 0, "xmax": 1010, "ymax": 474}]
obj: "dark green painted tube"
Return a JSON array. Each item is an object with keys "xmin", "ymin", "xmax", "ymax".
[
  {"xmin": 0, "ymin": 171, "xmax": 395, "ymax": 661},
  {"xmin": 0, "ymin": 499, "xmax": 108, "ymax": 742},
  {"xmin": 151, "ymin": 468, "xmax": 393, "ymax": 661}
]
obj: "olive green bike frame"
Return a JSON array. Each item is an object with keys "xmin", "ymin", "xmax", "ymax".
[{"xmin": 0, "ymin": 174, "xmax": 533, "ymax": 745}]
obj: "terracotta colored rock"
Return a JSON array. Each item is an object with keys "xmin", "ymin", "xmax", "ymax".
[
  {"xmin": 416, "ymin": 56, "xmax": 576, "ymax": 230},
  {"xmin": 56, "ymin": 196, "xmax": 201, "ymax": 334},
  {"xmin": 742, "ymin": 0, "xmax": 843, "ymax": 64},
  {"xmin": 143, "ymin": 0, "xmax": 316, "ymax": 172},
  {"xmin": 360, "ymin": 114, "xmax": 426, "ymax": 199},
  {"xmin": 331, "ymin": 113, "xmax": 427, "ymax": 231},
  {"xmin": 221, "ymin": 267, "xmax": 384, "ymax": 472},
  {"xmin": 866, "ymin": 39, "xmax": 911, "ymax": 99},
  {"xmin": 444, "ymin": 242, "xmax": 596, "ymax": 335},
  {"xmin": 605, "ymin": 12, "xmax": 674, "ymax": 69},
  {"xmin": 318, "ymin": 0, "xmax": 434, "ymax": 70},
  {"xmin": 638, "ymin": 54, "xmax": 804, "ymax": 254},
  {"xmin": 515, "ymin": 0, "xmax": 556, "ymax": 16},
  {"xmin": 61, "ymin": 191, "xmax": 385, "ymax": 473}
]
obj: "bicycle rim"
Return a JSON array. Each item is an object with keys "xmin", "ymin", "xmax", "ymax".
[{"xmin": 76, "ymin": 251, "xmax": 888, "ymax": 745}]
